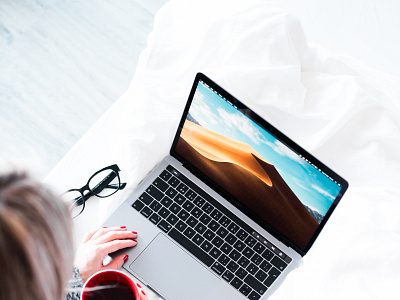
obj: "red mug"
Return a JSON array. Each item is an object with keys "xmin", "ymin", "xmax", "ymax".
[{"xmin": 81, "ymin": 269, "xmax": 139, "ymax": 300}]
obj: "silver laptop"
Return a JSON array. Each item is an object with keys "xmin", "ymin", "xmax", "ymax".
[{"xmin": 103, "ymin": 73, "xmax": 348, "ymax": 300}]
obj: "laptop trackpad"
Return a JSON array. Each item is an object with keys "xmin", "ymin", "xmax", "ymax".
[{"xmin": 130, "ymin": 233, "xmax": 220, "ymax": 300}]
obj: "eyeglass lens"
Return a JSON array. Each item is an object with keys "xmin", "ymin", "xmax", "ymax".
[{"xmin": 88, "ymin": 169, "xmax": 120, "ymax": 198}]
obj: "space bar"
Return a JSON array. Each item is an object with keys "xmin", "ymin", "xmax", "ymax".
[{"xmin": 168, "ymin": 228, "xmax": 214, "ymax": 267}]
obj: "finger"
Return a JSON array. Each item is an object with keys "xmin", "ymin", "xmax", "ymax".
[
  {"xmin": 99, "ymin": 239, "xmax": 137, "ymax": 257},
  {"xmin": 93, "ymin": 230, "xmax": 137, "ymax": 245},
  {"xmin": 90, "ymin": 226, "xmax": 128, "ymax": 241},
  {"xmin": 139, "ymin": 288, "xmax": 148, "ymax": 300},
  {"xmin": 135, "ymin": 283, "xmax": 148, "ymax": 300},
  {"xmin": 82, "ymin": 227, "xmax": 102, "ymax": 243},
  {"xmin": 102, "ymin": 254, "xmax": 129, "ymax": 270}
]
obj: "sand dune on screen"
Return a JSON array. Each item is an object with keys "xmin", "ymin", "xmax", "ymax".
[
  {"xmin": 177, "ymin": 120, "xmax": 318, "ymax": 249},
  {"xmin": 182, "ymin": 120, "xmax": 273, "ymax": 186}
]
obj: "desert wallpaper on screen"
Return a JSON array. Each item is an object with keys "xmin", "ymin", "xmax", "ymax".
[{"xmin": 176, "ymin": 119, "xmax": 319, "ymax": 250}]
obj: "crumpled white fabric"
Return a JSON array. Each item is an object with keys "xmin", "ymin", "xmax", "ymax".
[{"xmin": 112, "ymin": 0, "xmax": 400, "ymax": 298}]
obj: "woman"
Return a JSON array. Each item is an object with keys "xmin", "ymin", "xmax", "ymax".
[{"xmin": 0, "ymin": 171, "xmax": 147, "ymax": 300}]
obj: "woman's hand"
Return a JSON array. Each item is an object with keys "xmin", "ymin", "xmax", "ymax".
[{"xmin": 74, "ymin": 226, "xmax": 137, "ymax": 282}]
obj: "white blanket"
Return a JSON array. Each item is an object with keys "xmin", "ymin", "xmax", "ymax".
[{"xmin": 89, "ymin": 0, "xmax": 400, "ymax": 298}]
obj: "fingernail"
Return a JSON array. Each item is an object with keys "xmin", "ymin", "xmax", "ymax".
[
  {"xmin": 120, "ymin": 226, "xmax": 126, "ymax": 229},
  {"xmin": 136, "ymin": 283, "xmax": 142, "ymax": 288},
  {"xmin": 132, "ymin": 240, "xmax": 137, "ymax": 243},
  {"xmin": 132, "ymin": 231, "xmax": 137, "ymax": 235},
  {"xmin": 123, "ymin": 255, "xmax": 129, "ymax": 262},
  {"xmin": 141, "ymin": 290, "xmax": 146, "ymax": 296}
]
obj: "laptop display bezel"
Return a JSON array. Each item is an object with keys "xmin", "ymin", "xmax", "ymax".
[{"xmin": 170, "ymin": 72, "xmax": 349, "ymax": 256}]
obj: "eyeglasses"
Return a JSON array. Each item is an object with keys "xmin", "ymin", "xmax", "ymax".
[{"xmin": 62, "ymin": 164, "xmax": 126, "ymax": 218}]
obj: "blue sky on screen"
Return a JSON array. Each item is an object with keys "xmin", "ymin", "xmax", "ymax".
[{"xmin": 187, "ymin": 82, "xmax": 341, "ymax": 216}]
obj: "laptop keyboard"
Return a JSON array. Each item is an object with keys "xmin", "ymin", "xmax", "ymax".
[{"xmin": 132, "ymin": 165, "xmax": 292, "ymax": 300}]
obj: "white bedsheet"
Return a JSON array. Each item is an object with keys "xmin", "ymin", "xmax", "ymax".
[{"xmin": 47, "ymin": 0, "xmax": 400, "ymax": 298}]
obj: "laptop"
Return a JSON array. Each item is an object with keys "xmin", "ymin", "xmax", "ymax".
[{"xmin": 103, "ymin": 73, "xmax": 348, "ymax": 300}]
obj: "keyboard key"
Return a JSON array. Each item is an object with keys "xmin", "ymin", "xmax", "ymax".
[
  {"xmin": 261, "ymin": 249, "xmax": 274, "ymax": 261},
  {"xmin": 218, "ymin": 254, "xmax": 230, "ymax": 266},
  {"xmin": 159, "ymin": 170, "xmax": 172, "ymax": 181},
  {"xmin": 237, "ymin": 229, "xmax": 248, "ymax": 240},
  {"xmin": 226, "ymin": 233, "xmax": 238, "ymax": 245},
  {"xmin": 222, "ymin": 270, "xmax": 234, "ymax": 282},
  {"xmin": 199, "ymin": 214, "xmax": 212, "ymax": 225},
  {"xmin": 169, "ymin": 202, "xmax": 181, "ymax": 214},
  {"xmin": 153, "ymin": 177, "xmax": 168, "ymax": 192},
  {"xmin": 209, "ymin": 220, "xmax": 220, "ymax": 232},
  {"xmin": 238, "ymin": 256, "xmax": 250, "ymax": 268},
  {"xmin": 159, "ymin": 207, "xmax": 170, "ymax": 219},
  {"xmin": 220, "ymin": 243, "xmax": 233, "ymax": 255},
  {"xmin": 200, "ymin": 240, "xmax": 213, "ymax": 252},
  {"xmin": 166, "ymin": 214, "xmax": 178, "ymax": 225},
  {"xmin": 183, "ymin": 200, "xmax": 195, "ymax": 212},
  {"xmin": 168, "ymin": 176, "xmax": 180, "ymax": 188},
  {"xmin": 246, "ymin": 263, "xmax": 258, "ymax": 275},
  {"xmin": 194, "ymin": 223, "xmax": 207, "ymax": 234},
  {"xmin": 239, "ymin": 283, "xmax": 252, "ymax": 296},
  {"xmin": 138, "ymin": 193, "xmax": 153, "ymax": 205},
  {"xmin": 202, "ymin": 202, "xmax": 214, "ymax": 214},
  {"xmin": 235, "ymin": 267, "xmax": 247, "ymax": 279},
  {"xmin": 219, "ymin": 215, "xmax": 231, "ymax": 227},
  {"xmin": 271, "ymin": 256, "xmax": 287, "ymax": 271},
  {"xmin": 255, "ymin": 269, "xmax": 268, "ymax": 282},
  {"xmin": 175, "ymin": 220, "xmax": 187, "ymax": 232},
  {"xmin": 211, "ymin": 236, "xmax": 224, "ymax": 248},
  {"xmin": 149, "ymin": 200, "xmax": 162, "ymax": 212},
  {"xmin": 227, "ymin": 222, "xmax": 240, "ymax": 234},
  {"xmin": 132, "ymin": 200, "xmax": 145, "ymax": 211},
  {"xmin": 210, "ymin": 209, "xmax": 223, "ymax": 221},
  {"xmin": 174, "ymin": 194, "xmax": 186, "ymax": 205},
  {"xmin": 259, "ymin": 261, "xmax": 272, "ymax": 272},
  {"xmin": 227, "ymin": 261, "xmax": 239, "ymax": 272},
  {"xmin": 177, "ymin": 209, "xmax": 190, "ymax": 221},
  {"xmin": 216, "ymin": 227, "xmax": 228, "ymax": 238},
  {"xmin": 183, "ymin": 227, "xmax": 196, "ymax": 239},
  {"xmin": 230, "ymin": 277, "xmax": 243, "ymax": 289},
  {"xmin": 251, "ymin": 254, "xmax": 263, "ymax": 266},
  {"xmin": 204, "ymin": 229, "xmax": 216, "ymax": 241},
  {"xmin": 185, "ymin": 190, "xmax": 197, "ymax": 200},
  {"xmin": 158, "ymin": 220, "xmax": 172, "ymax": 233},
  {"xmin": 186, "ymin": 216, "xmax": 198, "ymax": 228},
  {"xmin": 233, "ymin": 240, "xmax": 246, "ymax": 252},
  {"xmin": 191, "ymin": 206, "xmax": 203, "ymax": 218},
  {"xmin": 244, "ymin": 274, "xmax": 268, "ymax": 295},
  {"xmin": 165, "ymin": 187, "xmax": 178, "ymax": 199},
  {"xmin": 149, "ymin": 213, "xmax": 161, "ymax": 225},
  {"xmin": 245, "ymin": 236, "xmax": 257, "ymax": 247},
  {"xmin": 264, "ymin": 268, "xmax": 280, "ymax": 287},
  {"xmin": 253, "ymin": 243, "xmax": 265, "ymax": 254},
  {"xmin": 168, "ymin": 228, "xmax": 213, "ymax": 267},
  {"xmin": 209, "ymin": 247, "xmax": 222, "ymax": 259},
  {"xmin": 248, "ymin": 291, "xmax": 261, "ymax": 300},
  {"xmin": 243, "ymin": 247, "xmax": 255, "ymax": 259},
  {"xmin": 160, "ymin": 196, "xmax": 173, "ymax": 208},
  {"xmin": 177, "ymin": 183, "xmax": 189, "ymax": 194},
  {"xmin": 211, "ymin": 262, "xmax": 225, "ymax": 276},
  {"xmin": 229, "ymin": 249, "xmax": 241, "ymax": 262},
  {"xmin": 193, "ymin": 234, "xmax": 205, "ymax": 246},
  {"xmin": 146, "ymin": 185, "xmax": 163, "ymax": 200},
  {"xmin": 140, "ymin": 206, "xmax": 153, "ymax": 218},
  {"xmin": 193, "ymin": 196, "xmax": 205, "ymax": 207}
]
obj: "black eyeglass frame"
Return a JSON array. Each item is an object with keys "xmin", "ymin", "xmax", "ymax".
[{"xmin": 64, "ymin": 164, "xmax": 126, "ymax": 218}]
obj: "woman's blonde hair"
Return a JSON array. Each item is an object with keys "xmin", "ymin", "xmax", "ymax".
[{"xmin": 0, "ymin": 172, "xmax": 73, "ymax": 300}]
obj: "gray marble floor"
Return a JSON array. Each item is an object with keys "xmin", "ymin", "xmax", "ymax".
[{"xmin": 0, "ymin": 0, "xmax": 168, "ymax": 179}]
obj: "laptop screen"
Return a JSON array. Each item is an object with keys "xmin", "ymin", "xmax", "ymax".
[{"xmin": 172, "ymin": 74, "xmax": 348, "ymax": 254}]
